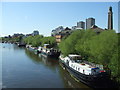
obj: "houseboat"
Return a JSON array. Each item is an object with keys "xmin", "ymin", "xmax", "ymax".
[
  {"xmin": 59, "ymin": 54, "xmax": 110, "ymax": 88},
  {"xmin": 26, "ymin": 45, "xmax": 40, "ymax": 54},
  {"xmin": 38, "ymin": 44, "xmax": 60, "ymax": 58}
]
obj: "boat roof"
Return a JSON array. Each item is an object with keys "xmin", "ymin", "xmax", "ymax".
[
  {"xmin": 68, "ymin": 54, "xmax": 81, "ymax": 57},
  {"xmin": 68, "ymin": 54, "xmax": 101, "ymax": 70},
  {"xmin": 44, "ymin": 44, "xmax": 50, "ymax": 46},
  {"xmin": 75, "ymin": 63, "xmax": 99, "ymax": 70}
]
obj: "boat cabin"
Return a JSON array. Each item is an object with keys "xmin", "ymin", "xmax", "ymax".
[
  {"xmin": 68, "ymin": 54, "xmax": 82, "ymax": 63},
  {"xmin": 66, "ymin": 54, "xmax": 104, "ymax": 75},
  {"xmin": 43, "ymin": 44, "xmax": 51, "ymax": 49}
]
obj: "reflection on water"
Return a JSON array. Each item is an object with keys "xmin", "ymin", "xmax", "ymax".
[
  {"xmin": 25, "ymin": 49, "xmax": 59, "ymax": 72},
  {"xmin": 25, "ymin": 49, "xmax": 91, "ymax": 89},
  {"xmin": 59, "ymin": 65, "xmax": 91, "ymax": 89},
  {"xmin": 2, "ymin": 43, "xmax": 91, "ymax": 88}
]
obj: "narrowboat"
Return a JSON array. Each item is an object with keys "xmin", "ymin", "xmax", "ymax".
[{"xmin": 59, "ymin": 54, "xmax": 110, "ymax": 88}]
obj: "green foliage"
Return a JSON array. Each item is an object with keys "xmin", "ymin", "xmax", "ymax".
[
  {"xmin": 59, "ymin": 30, "xmax": 85, "ymax": 56},
  {"xmin": 84, "ymin": 30, "xmax": 117, "ymax": 64},
  {"xmin": 24, "ymin": 36, "xmax": 33, "ymax": 45},
  {"xmin": 108, "ymin": 33, "xmax": 120, "ymax": 82},
  {"xmin": 59, "ymin": 29, "xmax": 119, "ymax": 82},
  {"xmin": 75, "ymin": 29, "xmax": 97, "ymax": 58},
  {"xmin": 2, "ymin": 35, "xmax": 24, "ymax": 43},
  {"xmin": 23, "ymin": 35, "xmax": 56, "ymax": 47},
  {"xmin": 23, "ymin": 35, "xmax": 43, "ymax": 47},
  {"xmin": 0, "ymin": 37, "xmax": 2, "ymax": 42},
  {"xmin": 40, "ymin": 36, "xmax": 56, "ymax": 47}
]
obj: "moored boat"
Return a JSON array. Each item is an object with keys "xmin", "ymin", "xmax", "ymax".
[
  {"xmin": 59, "ymin": 54, "xmax": 110, "ymax": 88},
  {"xmin": 17, "ymin": 43, "xmax": 26, "ymax": 47},
  {"xmin": 38, "ymin": 44, "xmax": 60, "ymax": 58},
  {"xmin": 26, "ymin": 45, "xmax": 40, "ymax": 54}
]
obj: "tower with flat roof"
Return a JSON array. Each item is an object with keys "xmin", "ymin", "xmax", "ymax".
[
  {"xmin": 86, "ymin": 18, "xmax": 95, "ymax": 29},
  {"xmin": 77, "ymin": 21, "xmax": 85, "ymax": 29}
]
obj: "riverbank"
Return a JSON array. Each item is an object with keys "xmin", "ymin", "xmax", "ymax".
[{"xmin": 1, "ymin": 30, "xmax": 120, "ymax": 88}]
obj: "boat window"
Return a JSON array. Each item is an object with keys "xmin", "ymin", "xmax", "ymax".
[
  {"xmin": 76, "ymin": 67, "xmax": 77, "ymax": 70},
  {"xmin": 72, "ymin": 56, "xmax": 82, "ymax": 60},
  {"xmin": 75, "ymin": 60, "xmax": 82, "ymax": 63},
  {"xmin": 92, "ymin": 68, "xmax": 100, "ymax": 73},
  {"xmin": 83, "ymin": 70, "xmax": 85, "ymax": 73}
]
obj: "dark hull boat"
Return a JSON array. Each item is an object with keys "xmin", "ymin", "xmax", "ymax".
[
  {"xmin": 59, "ymin": 54, "xmax": 111, "ymax": 88},
  {"xmin": 61, "ymin": 62, "xmax": 110, "ymax": 88},
  {"xmin": 38, "ymin": 44, "xmax": 60, "ymax": 58},
  {"xmin": 17, "ymin": 43, "xmax": 26, "ymax": 47},
  {"xmin": 41, "ymin": 51, "xmax": 60, "ymax": 58}
]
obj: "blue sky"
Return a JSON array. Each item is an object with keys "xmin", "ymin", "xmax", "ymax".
[{"xmin": 1, "ymin": 2, "xmax": 118, "ymax": 36}]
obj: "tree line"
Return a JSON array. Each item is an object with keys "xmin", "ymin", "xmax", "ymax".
[
  {"xmin": 1, "ymin": 35, "xmax": 24, "ymax": 43},
  {"xmin": 23, "ymin": 35, "xmax": 56, "ymax": 47},
  {"xmin": 59, "ymin": 29, "xmax": 120, "ymax": 83},
  {"xmin": 1, "ymin": 35, "xmax": 56, "ymax": 48}
]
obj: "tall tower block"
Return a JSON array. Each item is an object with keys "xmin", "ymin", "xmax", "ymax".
[
  {"xmin": 108, "ymin": 6, "xmax": 113, "ymax": 30},
  {"xmin": 86, "ymin": 18, "xmax": 95, "ymax": 29}
]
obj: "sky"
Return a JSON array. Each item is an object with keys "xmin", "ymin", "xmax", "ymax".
[{"xmin": 0, "ymin": 2, "xmax": 119, "ymax": 37}]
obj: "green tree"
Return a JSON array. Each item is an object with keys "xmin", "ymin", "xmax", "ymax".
[
  {"xmin": 59, "ymin": 29, "xmax": 120, "ymax": 83},
  {"xmin": 59, "ymin": 30, "xmax": 85, "ymax": 56},
  {"xmin": 40, "ymin": 36, "xmax": 56, "ymax": 47},
  {"xmin": 23, "ymin": 35, "xmax": 56, "ymax": 47},
  {"xmin": 75, "ymin": 29, "xmax": 97, "ymax": 58}
]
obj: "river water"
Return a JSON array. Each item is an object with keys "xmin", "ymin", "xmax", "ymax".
[{"xmin": 1, "ymin": 43, "xmax": 91, "ymax": 89}]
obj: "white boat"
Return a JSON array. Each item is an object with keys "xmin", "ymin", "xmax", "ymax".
[{"xmin": 59, "ymin": 54, "xmax": 110, "ymax": 88}]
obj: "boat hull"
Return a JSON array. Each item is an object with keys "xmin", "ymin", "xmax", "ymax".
[
  {"xmin": 28, "ymin": 47, "xmax": 40, "ymax": 54},
  {"xmin": 41, "ymin": 51, "xmax": 60, "ymax": 58},
  {"xmin": 59, "ymin": 59, "xmax": 111, "ymax": 88}
]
